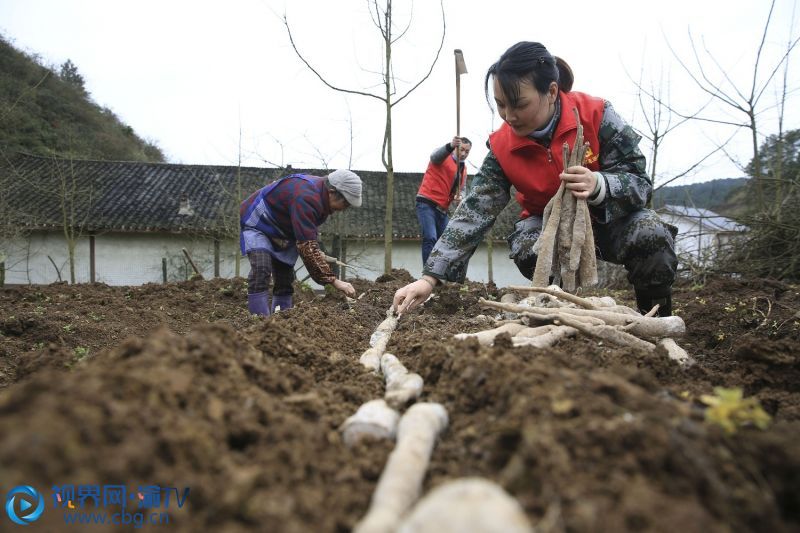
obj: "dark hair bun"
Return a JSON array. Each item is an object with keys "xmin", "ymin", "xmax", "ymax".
[{"xmin": 554, "ymin": 56, "xmax": 573, "ymax": 92}]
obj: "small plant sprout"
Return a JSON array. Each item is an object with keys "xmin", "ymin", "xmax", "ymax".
[
  {"xmin": 701, "ymin": 387, "xmax": 771, "ymax": 434},
  {"xmin": 298, "ymin": 281, "xmax": 314, "ymax": 293}
]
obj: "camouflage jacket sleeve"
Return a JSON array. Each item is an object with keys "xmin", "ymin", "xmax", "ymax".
[
  {"xmin": 297, "ymin": 240, "xmax": 336, "ymax": 285},
  {"xmin": 592, "ymin": 101, "xmax": 652, "ymax": 224},
  {"xmin": 423, "ymin": 151, "xmax": 511, "ymax": 283}
]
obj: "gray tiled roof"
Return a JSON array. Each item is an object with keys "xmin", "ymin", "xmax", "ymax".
[{"xmin": 1, "ymin": 152, "xmax": 521, "ymax": 239}]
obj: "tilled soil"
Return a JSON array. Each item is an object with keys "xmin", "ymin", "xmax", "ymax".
[{"xmin": 0, "ymin": 273, "xmax": 798, "ymax": 532}]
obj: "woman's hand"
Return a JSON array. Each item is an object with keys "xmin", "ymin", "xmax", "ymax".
[
  {"xmin": 560, "ymin": 165, "xmax": 597, "ymax": 200},
  {"xmin": 332, "ymin": 279, "xmax": 356, "ymax": 297},
  {"xmin": 392, "ymin": 278, "xmax": 435, "ymax": 316}
]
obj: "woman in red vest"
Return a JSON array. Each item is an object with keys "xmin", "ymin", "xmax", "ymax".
[{"xmin": 393, "ymin": 41, "xmax": 677, "ymax": 316}]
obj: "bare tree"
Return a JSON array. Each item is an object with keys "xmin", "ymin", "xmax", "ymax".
[
  {"xmin": 631, "ymin": 64, "xmax": 683, "ymax": 183},
  {"xmin": 0, "ymin": 71, "xmax": 51, "ymax": 284},
  {"xmin": 2, "ymin": 153, "xmax": 100, "ymax": 285},
  {"xmin": 761, "ymin": 13, "xmax": 797, "ymax": 220},
  {"xmin": 0, "ymin": 155, "xmax": 35, "ymax": 285},
  {"xmin": 628, "ymin": 63, "xmax": 709, "ymax": 185},
  {"xmin": 5, "ymin": 153, "xmax": 100, "ymax": 284},
  {"xmin": 284, "ymin": 0, "xmax": 446, "ymax": 274},
  {"xmin": 626, "ymin": 47, "xmax": 750, "ymax": 198},
  {"xmin": 658, "ymin": 1, "xmax": 800, "ymax": 281},
  {"xmin": 664, "ymin": 0, "xmax": 800, "ymax": 210},
  {"xmin": 52, "ymin": 156, "xmax": 96, "ymax": 284}
]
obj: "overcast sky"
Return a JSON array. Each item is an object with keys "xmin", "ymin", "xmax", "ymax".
[{"xmin": 2, "ymin": 0, "xmax": 798, "ymax": 186}]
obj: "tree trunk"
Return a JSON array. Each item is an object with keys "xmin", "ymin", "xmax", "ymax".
[
  {"xmin": 89, "ymin": 234, "xmax": 95, "ymax": 283},
  {"xmin": 332, "ymin": 234, "xmax": 342, "ymax": 278},
  {"xmin": 750, "ymin": 112, "xmax": 763, "ymax": 211},
  {"xmin": 67, "ymin": 238, "xmax": 76, "ymax": 284},
  {"xmin": 214, "ymin": 238, "xmax": 220, "ymax": 278},
  {"xmin": 382, "ymin": 9, "xmax": 394, "ymax": 276},
  {"xmin": 648, "ymin": 131, "xmax": 660, "ymax": 209},
  {"xmin": 384, "ymin": 121, "xmax": 394, "ymax": 274}
]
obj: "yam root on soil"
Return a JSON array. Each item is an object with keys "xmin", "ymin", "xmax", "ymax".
[
  {"xmin": 361, "ymin": 308, "xmax": 399, "ymax": 371},
  {"xmin": 554, "ymin": 313, "xmax": 657, "ymax": 351},
  {"xmin": 511, "ymin": 325, "xmax": 578, "ymax": 348},
  {"xmin": 456, "ymin": 323, "xmax": 580, "ymax": 349},
  {"xmin": 381, "ymin": 353, "xmax": 424, "ymax": 409},
  {"xmin": 584, "ymin": 295, "xmax": 620, "ymax": 308},
  {"xmin": 500, "ymin": 293, "xmax": 518, "ymax": 304},
  {"xmin": 340, "ymin": 399, "xmax": 400, "ymax": 447},
  {"xmin": 509, "ymin": 285, "xmax": 639, "ymax": 315},
  {"xmin": 496, "ymin": 292, "xmax": 521, "ymax": 319},
  {"xmin": 462, "ymin": 295, "xmax": 693, "ymax": 364},
  {"xmin": 453, "ymin": 323, "xmax": 527, "ymax": 345},
  {"xmin": 656, "ymin": 338, "xmax": 696, "ymax": 368},
  {"xmin": 508, "ymin": 285, "xmax": 599, "ymax": 309},
  {"xmin": 354, "ymin": 403, "xmax": 449, "ymax": 533},
  {"xmin": 479, "ymin": 299, "xmax": 686, "ymax": 339},
  {"xmin": 397, "ymin": 477, "xmax": 533, "ymax": 533},
  {"xmin": 360, "ymin": 347, "xmax": 383, "ymax": 372}
]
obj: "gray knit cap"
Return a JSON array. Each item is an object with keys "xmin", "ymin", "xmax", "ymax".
[{"xmin": 328, "ymin": 169, "xmax": 362, "ymax": 207}]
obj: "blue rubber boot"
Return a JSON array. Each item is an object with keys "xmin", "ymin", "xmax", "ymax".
[
  {"xmin": 271, "ymin": 295, "xmax": 293, "ymax": 313},
  {"xmin": 247, "ymin": 291, "xmax": 270, "ymax": 317}
]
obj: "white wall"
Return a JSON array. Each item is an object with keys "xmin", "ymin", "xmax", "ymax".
[
  {"xmin": 4, "ymin": 231, "xmax": 244, "ymax": 285},
  {"xmin": 659, "ymin": 214, "xmax": 723, "ymax": 264},
  {"xmin": 338, "ymin": 240, "xmax": 530, "ymax": 288},
  {"xmin": 3, "ymin": 231, "xmax": 531, "ymax": 288}
]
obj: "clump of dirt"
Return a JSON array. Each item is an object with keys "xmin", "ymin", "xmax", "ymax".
[
  {"xmin": 374, "ymin": 268, "xmax": 416, "ymax": 284},
  {"xmin": 1, "ymin": 273, "xmax": 799, "ymax": 532}
]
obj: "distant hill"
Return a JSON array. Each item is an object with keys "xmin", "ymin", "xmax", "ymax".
[
  {"xmin": 0, "ymin": 35, "xmax": 164, "ymax": 162},
  {"xmin": 653, "ymin": 177, "xmax": 748, "ymax": 217}
]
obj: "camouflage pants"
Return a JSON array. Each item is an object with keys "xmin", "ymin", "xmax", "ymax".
[{"xmin": 507, "ymin": 208, "xmax": 678, "ymax": 292}]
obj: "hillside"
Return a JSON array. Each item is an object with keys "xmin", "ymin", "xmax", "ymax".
[
  {"xmin": 653, "ymin": 177, "xmax": 748, "ymax": 216},
  {"xmin": 0, "ymin": 35, "xmax": 164, "ymax": 162}
]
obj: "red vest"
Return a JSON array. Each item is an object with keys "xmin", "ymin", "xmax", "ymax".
[
  {"xmin": 489, "ymin": 91, "xmax": 604, "ymax": 218},
  {"xmin": 417, "ymin": 154, "xmax": 467, "ymax": 210}
]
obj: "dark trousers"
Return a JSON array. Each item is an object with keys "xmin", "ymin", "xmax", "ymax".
[
  {"xmin": 416, "ymin": 199, "xmax": 449, "ymax": 265},
  {"xmin": 247, "ymin": 250, "xmax": 295, "ymax": 296}
]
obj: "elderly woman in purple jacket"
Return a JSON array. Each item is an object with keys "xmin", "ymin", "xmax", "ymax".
[{"xmin": 240, "ymin": 169, "xmax": 362, "ymax": 316}]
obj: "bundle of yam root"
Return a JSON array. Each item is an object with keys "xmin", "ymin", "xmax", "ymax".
[{"xmin": 459, "ymin": 285, "xmax": 693, "ymax": 368}]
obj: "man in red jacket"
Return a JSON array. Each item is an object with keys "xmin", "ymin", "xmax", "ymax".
[{"xmin": 416, "ymin": 136, "xmax": 472, "ymax": 264}]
